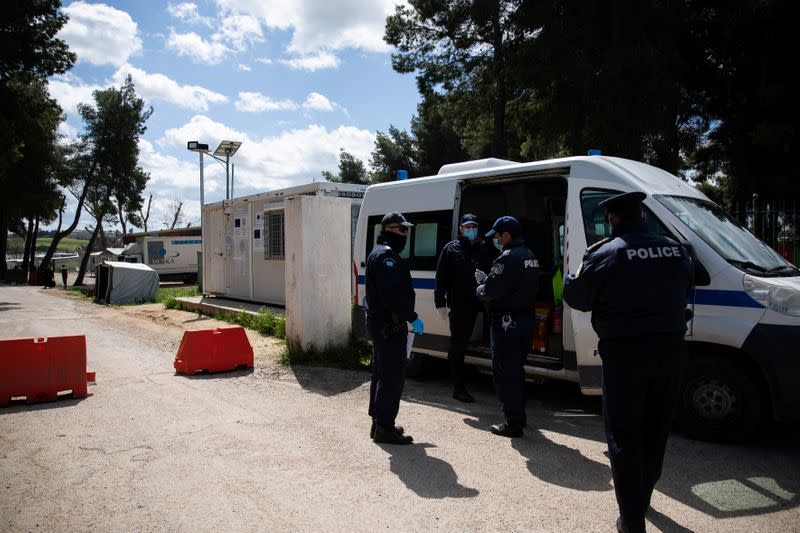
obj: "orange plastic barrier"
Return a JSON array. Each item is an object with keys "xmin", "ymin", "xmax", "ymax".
[
  {"xmin": 173, "ymin": 326, "xmax": 253, "ymax": 375},
  {"xmin": 0, "ymin": 335, "xmax": 89, "ymax": 406}
]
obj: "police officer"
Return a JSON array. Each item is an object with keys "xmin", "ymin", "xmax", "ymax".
[
  {"xmin": 434, "ymin": 213, "xmax": 498, "ymax": 402},
  {"xmin": 366, "ymin": 212, "xmax": 424, "ymax": 445},
  {"xmin": 563, "ymin": 192, "xmax": 693, "ymax": 533},
  {"xmin": 476, "ymin": 216, "xmax": 540, "ymax": 437}
]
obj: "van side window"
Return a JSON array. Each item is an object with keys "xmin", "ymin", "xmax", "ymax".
[
  {"xmin": 366, "ymin": 210, "xmax": 452, "ymax": 270},
  {"xmin": 580, "ymin": 189, "xmax": 671, "ymax": 247}
]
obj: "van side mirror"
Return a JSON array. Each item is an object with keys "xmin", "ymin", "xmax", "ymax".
[{"xmin": 684, "ymin": 244, "xmax": 711, "ymax": 286}]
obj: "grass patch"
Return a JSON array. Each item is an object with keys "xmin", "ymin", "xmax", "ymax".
[
  {"xmin": 154, "ymin": 285, "xmax": 200, "ymax": 310},
  {"xmin": 65, "ymin": 286, "xmax": 94, "ymax": 300},
  {"xmin": 279, "ymin": 334, "xmax": 371, "ymax": 371}
]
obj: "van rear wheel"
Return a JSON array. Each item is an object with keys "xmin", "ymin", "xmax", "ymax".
[{"xmin": 677, "ymin": 357, "xmax": 761, "ymax": 442}]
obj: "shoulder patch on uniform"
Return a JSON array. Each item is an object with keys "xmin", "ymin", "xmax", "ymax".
[
  {"xmin": 382, "ymin": 257, "xmax": 396, "ymax": 270},
  {"xmin": 586, "ymin": 237, "xmax": 611, "ymax": 253},
  {"xmin": 491, "ymin": 262, "xmax": 504, "ymax": 275}
]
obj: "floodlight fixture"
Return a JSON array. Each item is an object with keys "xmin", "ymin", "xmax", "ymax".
[{"xmin": 187, "ymin": 141, "xmax": 209, "ymax": 152}]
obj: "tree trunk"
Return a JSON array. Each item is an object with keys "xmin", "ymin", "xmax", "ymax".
[
  {"xmin": 170, "ymin": 202, "xmax": 183, "ymax": 229},
  {"xmin": 74, "ymin": 222, "xmax": 100, "ymax": 286},
  {"xmin": 40, "ymin": 162, "xmax": 95, "ymax": 272},
  {"xmin": 28, "ymin": 216, "xmax": 39, "ymax": 279},
  {"xmin": 99, "ymin": 224, "xmax": 107, "ymax": 250},
  {"xmin": 490, "ymin": 4, "xmax": 507, "ymax": 159},
  {"xmin": 22, "ymin": 218, "xmax": 33, "ymax": 275},
  {"xmin": 139, "ymin": 194, "xmax": 152, "ymax": 232},
  {"xmin": 116, "ymin": 197, "xmax": 127, "ymax": 236},
  {"xmin": 0, "ymin": 210, "xmax": 7, "ymax": 280}
]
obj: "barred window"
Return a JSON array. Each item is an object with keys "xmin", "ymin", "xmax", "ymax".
[{"xmin": 265, "ymin": 210, "xmax": 285, "ymax": 260}]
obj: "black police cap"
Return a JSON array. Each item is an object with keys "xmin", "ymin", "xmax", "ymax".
[
  {"xmin": 598, "ymin": 191, "xmax": 647, "ymax": 213},
  {"xmin": 485, "ymin": 216, "xmax": 521, "ymax": 238},
  {"xmin": 460, "ymin": 213, "xmax": 478, "ymax": 226},
  {"xmin": 381, "ymin": 212, "xmax": 414, "ymax": 228}
]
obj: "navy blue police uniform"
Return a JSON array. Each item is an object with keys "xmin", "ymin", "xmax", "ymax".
[
  {"xmin": 366, "ymin": 213, "xmax": 419, "ymax": 444},
  {"xmin": 476, "ymin": 216, "xmax": 540, "ymax": 436},
  {"xmin": 435, "ymin": 214, "xmax": 499, "ymax": 398},
  {"xmin": 563, "ymin": 192, "xmax": 694, "ymax": 533}
]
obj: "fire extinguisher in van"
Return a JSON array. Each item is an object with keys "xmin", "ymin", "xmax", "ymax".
[{"xmin": 552, "ymin": 304, "xmax": 563, "ymax": 334}]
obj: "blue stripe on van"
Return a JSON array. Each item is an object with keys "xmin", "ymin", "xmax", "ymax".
[
  {"xmin": 693, "ymin": 289, "xmax": 763, "ymax": 309},
  {"xmin": 357, "ymin": 278, "xmax": 764, "ymax": 309},
  {"xmin": 357, "ymin": 275, "xmax": 435, "ymax": 290}
]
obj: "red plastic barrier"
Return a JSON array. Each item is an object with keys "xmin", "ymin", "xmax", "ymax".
[
  {"xmin": 174, "ymin": 326, "xmax": 253, "ymax": 375},
  {"xmin": 0, "ymin": 335, "xmax": 89, "ymax": 406}
]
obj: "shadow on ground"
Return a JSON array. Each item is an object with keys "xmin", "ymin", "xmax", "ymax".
[
  {"xmin": 402, "ymin": 357, "xmax": 800, "ymax": 521},
  {"xmin": 290, "ymin": 365, "xmax": 369, "ymax": 397},
  {"xmin": 380, "ymin": 441, "xmax": 479, "ymax": 499}
]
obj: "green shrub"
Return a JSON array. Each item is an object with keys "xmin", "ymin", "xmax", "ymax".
[
  {"xmin": 164, "ymin": 296, "xmax": 182, "ymax": 310},
  {"xmin": 279, "ymin": 334, "xmax": 370, "ymax": 370}
]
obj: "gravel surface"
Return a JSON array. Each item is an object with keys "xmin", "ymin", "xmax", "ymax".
[{"xmin": 1, "ymin": 285, "xmax": 798, "ymax": 532}]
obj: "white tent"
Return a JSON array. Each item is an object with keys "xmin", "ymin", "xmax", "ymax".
[{"xmin": 95, "ymin": 261, "xmax": 159, "ymax": 304}]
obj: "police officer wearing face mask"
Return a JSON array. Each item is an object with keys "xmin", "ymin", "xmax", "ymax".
[
  {"xmin": 475, "ymin": 216, "xmax": 540, "ymax": 437},
  {"xmin": 563, "ymin": 192, "xmax": 693, "ymax": 533},
  {"xmin": 434, "ymin": 214, "xmax": 499, "ymax": 402},
  {"xmin": 366, "ymin": 212, "xmax": 424, "ymax": 445}
]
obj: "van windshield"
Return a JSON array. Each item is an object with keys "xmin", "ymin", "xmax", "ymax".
[{"xmin": 655, "ymin": 195, "xmax": 797, "ymax": 275}]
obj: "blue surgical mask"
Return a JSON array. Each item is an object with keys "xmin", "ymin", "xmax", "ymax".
[
  {"xmin": 493, "ymin": 238, "xmax": 503, "ymax": 251},
  {"xmin": 463, "ymin": 228, "xmax": 478, "ymax": 241}
]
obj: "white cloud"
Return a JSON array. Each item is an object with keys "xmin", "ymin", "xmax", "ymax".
[
  {"xmin": 216, "ymin": 14, "xmax": 263, "ymax": 51},
  {"xmin": 255, "ymin": 57, "xmax": 273, "ymax": 65},
  {"xmin": 303, "ymin": 92, "xmax": 335, "ymax": 112},
  {"xmin": 160, "ymin": 115, "xmax": 375, "ymax": 189},
  {"xmin": 167, "ymin": 2, "xmax": 213, "ymax": 27},
  {"xmin": 215, "ymin": 0, "xmax": 399, "ymax": 55},
  {"xmin": 279, "ymin": 52, "xmax": 341, "ymax": 71},
  {"xmin": 234, "ymin": 92, "xmax": 298, "ymax": 113},
  {"xmin": 112, "ymin": 64, "xmax": 228, "ymax": 111},
  {"xmin": 48, "ymin": 76, "xmax": 103, "ymax": 115},
  {"xmin": 58, "ymin": 1, "xmax": 142, "ymax": 66},
  {"xmin": 166, "ymin": 30, "xmax": 230, "ymax": 64},
  {"xmin": 58, "ymin": 122, "xmax": 79, "ymax": 142},
  {"xmin": 166, "ymin": 12, "xmax": 263, "ymax": 65},
  {"xmin": 237, "ymin": 64, "xmax": 251, "ymax": 71}
]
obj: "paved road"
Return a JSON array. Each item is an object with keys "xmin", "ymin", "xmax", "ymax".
[{"xmin": 1, "ymin": 285, "xmax": 798, "ymax": 532}]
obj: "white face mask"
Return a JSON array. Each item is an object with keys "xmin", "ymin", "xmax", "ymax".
[
  {"xmin": 493, "ymin": 238, "xmax": 503, "ymax": 251},
  {"xmin": 463, "ymin": 227, "xmax": 478, "ymax": 241}
]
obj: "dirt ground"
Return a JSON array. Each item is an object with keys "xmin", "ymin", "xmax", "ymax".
[{"xmin": 1, "ymin": 285, "xmax": 799, "ymax": 532}]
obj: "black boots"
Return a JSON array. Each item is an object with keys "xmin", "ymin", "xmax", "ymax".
[
  {"xmin": 370, "ymin": 420, "xmax": 404, "ymax": 439},
  {"xmin": 373, "ymin": 424, "xmax": 413, "ymax": 445},
  {"xmin": 490, "ymin": 422, "xmax": 524, "ymax": 438}
]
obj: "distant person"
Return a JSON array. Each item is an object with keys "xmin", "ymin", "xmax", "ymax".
[
  {"xmin": 563, "ymin": 192, "xmax": 694, "ymax": 533},
  {"xmin": 365, "ymin": 212, "xmax": 424, "ymax": 445},
  {"xmin": 475, "ymin": 216, "xmax": 540, "ymax": 437},
  {"xmin": 434, "ymin": 213, "xmax": 498, "ymax": 402},
  {"xmin": 45, "ymin": 264, "xmax": 56, "ymax": 288},
  {"xmin": 60, "ymin": 264, "xmax": 68, "ymax": 288}
]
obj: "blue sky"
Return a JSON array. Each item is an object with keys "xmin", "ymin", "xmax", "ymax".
[{"xmin": 50, "ymin": 0, "xmax": 419, "ymax": 229}]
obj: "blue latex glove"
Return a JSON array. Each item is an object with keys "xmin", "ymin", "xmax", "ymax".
[{"xmin": 410, "ymin": 318, "xmax": 424, "ymax": 335}]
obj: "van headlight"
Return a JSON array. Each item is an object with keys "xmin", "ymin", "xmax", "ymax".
[{"xmin": 743, "ymin": 274, "xmax": 800, "ymax": 317}]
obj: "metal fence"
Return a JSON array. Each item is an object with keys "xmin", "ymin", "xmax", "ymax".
[{"xmin": 730, "ymin": 199, "xmax": 799, "ymax": 266}]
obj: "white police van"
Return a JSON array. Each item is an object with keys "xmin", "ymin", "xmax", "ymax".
[{"xmin": 353, "ymin": 155, "xmax": 800, "ymax": 441}]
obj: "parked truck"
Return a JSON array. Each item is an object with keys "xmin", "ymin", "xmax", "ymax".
[{"xmin": 119, "ymin": 229, "xmax": 201, "ymax": 283}]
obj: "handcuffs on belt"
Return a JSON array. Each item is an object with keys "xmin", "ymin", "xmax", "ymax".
[{"xmin": 501, "ymin": 314, "xmax": 517, "ymax": 332}]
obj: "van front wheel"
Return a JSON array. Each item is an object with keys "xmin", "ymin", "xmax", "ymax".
[{"xmin": 676, "ymin": 357, "xmax": 761, "ymax": 442}]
